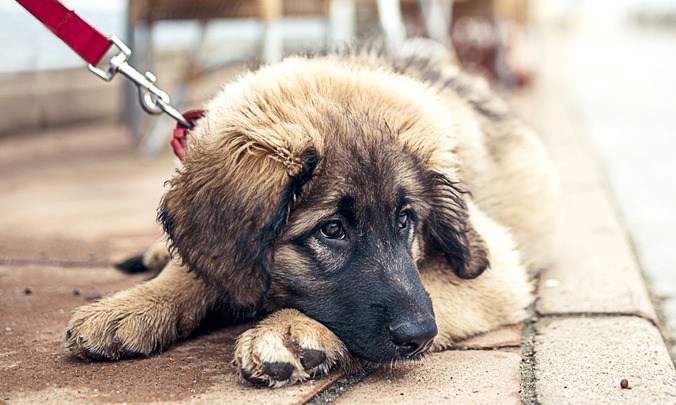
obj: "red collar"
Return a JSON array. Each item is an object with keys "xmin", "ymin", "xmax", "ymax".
[{"xmin": 171, "ymin": 109, "xmax": 207, "ymax": 161}]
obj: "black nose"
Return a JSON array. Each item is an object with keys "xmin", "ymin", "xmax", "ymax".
[{"xmin": 389, "ymin": 319, "xmax": 438, "ymax": 357}]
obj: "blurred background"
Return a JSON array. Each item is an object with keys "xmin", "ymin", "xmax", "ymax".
[{"xmin": 1, "ymin": 0, "xmax": 675, "ymax": 357}]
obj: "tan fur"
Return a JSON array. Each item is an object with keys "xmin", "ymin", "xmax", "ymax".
[
  {"xmin": 65, "ymin": 39, "xmax": 559, "ymax": 387},
  {"xmin": 66, "ymin": 260, "xmax": 219, "ymax": 359},
  {"xmin": 142, "ymin": 240, "xmax": 171, "ymax": 272},
  {"xmin": 425, "ymin": 201, "xmax": 532, "ymax": 346},
  {"xmin": 234, "ymin": 309, "xmax": 349, "ymax": 387}
]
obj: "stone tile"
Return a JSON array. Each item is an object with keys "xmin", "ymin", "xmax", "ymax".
[
  {"xmin": 536, "ymin": 179, "xmax": 656, "ymax": 320},
  {"xmin": 0, "ymin": 264, "xmax": 337, "ymax": 404},
  {"xmin": 526, "ymin": 47, "xmax": 657, "ymax": 320},
  {"xmin": 453, "ymin": 323, "xmax": 522, "ymax": 349},
  {"xmin": 560, "ymin": 183, "xmax": 624, "ymax": 235},
  {"xmin": 334, "ymin": 350, "xmax": 522, "ymax": 404},
  {"xmin": 561, "ymin": 23, "xmax": 676, "ymax": 358},
  {"xmin": 534, "ymin": 317, "xmax": 676, "ymax": 404},
  {"xmin": 0, "ymin": 233, "xmax": 161, "ymax": 269},
  {"xmin": 0, "ymin": 123, "xmax": 175, "ymax": 264}
]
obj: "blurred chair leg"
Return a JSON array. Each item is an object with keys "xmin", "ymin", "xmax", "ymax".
[
  {"xmin": 376, "ymin": 0, "xmax": 407, "ymax": 46},
  {"xmin": 419, "ymin": 0, "xmax": 453, "ymax": 44},
  {"xmin": 124, "ymin": 19, "xmax": 154, "ymax": 143},
  {"xmin": 328, "ymin": 0, "xmax": 356, "ymax": 45},
  {"xmin": 259, "ymin": 0, "xmax": 284, "ymax": 63},
  {"xmin": 261, "ymin": 21, "xmax": 284, "ymax": 63}
]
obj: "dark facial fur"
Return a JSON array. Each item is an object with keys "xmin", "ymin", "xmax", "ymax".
[{"xmin": 263, "ymin": 131, "xmax": 488, "ymax": 362}]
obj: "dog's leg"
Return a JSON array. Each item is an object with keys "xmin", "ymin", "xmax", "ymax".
[
  {"xmin": 234, "ymin": 308, "xmax": 349, "ymax": 387},
  {"xmin": 65, "ymin": 259, "xmax": 220, "ymax": 360}
]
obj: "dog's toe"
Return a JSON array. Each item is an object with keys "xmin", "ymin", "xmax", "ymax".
[
  {"xmin": 65, "ymin": 296, "xmax": 177, "ymax": 361},
  {"xmin": 241, "ymin": 368, "xmax": 270, "ymax": 386},
  {"xmin": 234, "ymin": 309, "xmax": 348, "ymax": 387},
  {"xmin": 263, "ymin": 362, "xmax": 295, "ymax": 381},
  {"xmin": 300, "ymin": 348, "xmax": 326, "ymax": 370}
]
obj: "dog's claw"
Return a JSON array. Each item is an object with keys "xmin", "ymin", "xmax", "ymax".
[
  {"xmin": 241, "ymin": 368, "xmax": 271, "ymax": 386},
  {"xmin": 263, "ymin": 362, "xmax": 295, "ymax": 381},
  {"xmin": 301, "ymin": 348, "xmax": 326, "ymax": 371}
]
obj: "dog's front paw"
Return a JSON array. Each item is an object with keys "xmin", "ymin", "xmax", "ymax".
[
  {"xmin": 65, "ymin": 290, "xmax": 180, "ymax": 360},
  {"xmin": 234, "ymin": 309, "xmax": 348, "ymax": 387}
]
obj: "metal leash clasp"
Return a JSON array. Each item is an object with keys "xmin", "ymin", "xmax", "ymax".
[{"xmin": 87, "ymin": 36, "xmax": 192, "ymax": 129}]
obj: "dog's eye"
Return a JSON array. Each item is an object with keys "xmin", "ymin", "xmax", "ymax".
[
  {"xmin": 320, "ymin": 220, "xmax": 345, "ymax": 239},
  {"xmin": 397, "ymin": 210, "xmax": 409, "ymax": 229}
]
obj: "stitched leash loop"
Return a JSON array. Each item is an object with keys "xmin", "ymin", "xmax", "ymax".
[{"xmin": 16, "ymin": 0, "xmax": 193, "ymax": 129}]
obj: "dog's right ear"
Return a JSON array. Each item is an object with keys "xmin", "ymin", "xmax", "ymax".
[
  {"xmin": 423, "ymin": 172, "xmax": 490, "ymax": 279},
  {"xmin": 158, "ymin": 131, "xmax": 317, "ymax": 311}
]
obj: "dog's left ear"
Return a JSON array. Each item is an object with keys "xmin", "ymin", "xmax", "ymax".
[
  {"xmin": 159, "ymin": 134, "xmax": 317, "ymax": 310},
  {"xmin": 423, "ymin": 172, "xmax": 490, "ymax": 279}
]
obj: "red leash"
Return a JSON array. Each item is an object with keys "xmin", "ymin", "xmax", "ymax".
[
  {"xmin": 15, "ymin": 0, "xmax": 203, "ymax": 160},
  {"xmin": 16, "ymin": 0, "xmax": 110, "ymax": 66}
]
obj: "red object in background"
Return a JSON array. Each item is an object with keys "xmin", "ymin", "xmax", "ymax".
[
  {"xmin": 451, "ymin": 16, "xmax": 534, "ymax": 88},
  {"xmin": 451, "ymin": 17, "xmax": 500, "ymax": 82}
]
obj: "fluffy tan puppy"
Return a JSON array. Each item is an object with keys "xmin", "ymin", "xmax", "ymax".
[{"xmin": 65, "ymin": 39, "xmax": 559, "ymax": 387}]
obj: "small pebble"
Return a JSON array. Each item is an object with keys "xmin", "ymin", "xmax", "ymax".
[
  {"xmin": 620, "ymin": 379, "xmax": 629, "ymax": 389},
  {"xmin": 5, "ymin": 327, "xmax": 12, "ymax": 332},
  {"xmin": 23, "ymin": 287, "xmax": 32, "ymax": 295},
  {"xmin": 73, "ymin": 288, "xmax": 81, "ymax": 296}
]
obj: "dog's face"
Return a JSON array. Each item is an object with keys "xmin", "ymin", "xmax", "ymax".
[
  {"xmin": 159, "ymin": 59, "xmax": 490, "ymax": 363},
  {"xmin": 269, "ymin": 138, "xmax": 441, "ymax": 362}
]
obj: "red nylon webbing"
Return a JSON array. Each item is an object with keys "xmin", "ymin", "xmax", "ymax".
[{"xmin": 16, "ymin": 0, "xmax": 112, "ymax": 66}]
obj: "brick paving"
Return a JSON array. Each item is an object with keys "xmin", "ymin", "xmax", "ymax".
[{"xmin": 2, "ymin": 29, "xmax": 676, "ymax": 404}]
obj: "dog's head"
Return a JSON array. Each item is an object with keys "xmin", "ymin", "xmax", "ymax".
[{"xmin": 159, "ymin": 58, "xmax": 489, "ymax": 362}]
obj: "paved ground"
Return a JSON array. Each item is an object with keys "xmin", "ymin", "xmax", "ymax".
[
  {"xmin": 1, "ymin": 27, "xmax": 675, "ymax": 404},
  {"xmin": 562, "ymin": 20, "xmax": 676, "ymax": 353}
]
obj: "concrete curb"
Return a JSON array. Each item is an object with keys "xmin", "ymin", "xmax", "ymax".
[{"xmin": 505, "ymin": 28, "xmax": 676, "ymax": 404}]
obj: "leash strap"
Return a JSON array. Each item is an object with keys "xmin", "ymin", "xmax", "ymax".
[
  {"xmin": 16, "ymin": 0, "xmax": 196, "ymax": 134},
  {"xmin": 16, "ymin": 0, "xmax": 111, "ymax": 66}
]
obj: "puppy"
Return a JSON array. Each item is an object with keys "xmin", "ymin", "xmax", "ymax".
[{"xmin": 65, "ymin": 39, "xmax": 559, "ymax": 387}]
